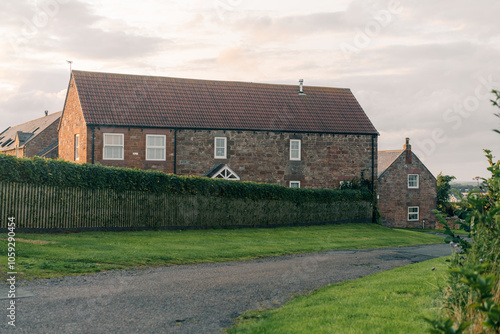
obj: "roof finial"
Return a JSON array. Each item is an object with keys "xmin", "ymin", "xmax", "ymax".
[
  {"xmin": 66, "ymin": 60, "xmax": 73, "ymax": 73},
  {"xmin": 45, "ymin": 110, "xmax": 48, "ymax": 116}
]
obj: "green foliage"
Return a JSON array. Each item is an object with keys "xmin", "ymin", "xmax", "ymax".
[
  {"xmin": 437, "ymin": 172, "xmax": 457, "ymax": 215},
  {"xmin": 431, "ymin": 91, "xmax": 500, "ymax": 333},
  {"xmin": 0, "ymin": 154, "xmax": 371, "ymax": 204}
]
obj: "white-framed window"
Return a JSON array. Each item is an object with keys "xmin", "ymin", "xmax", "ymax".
[
  {"xmin": 146, "ymin": 134, "xmax": 166, "ymax": 161},
  {"xmin": 408, "ymin": 174, "xmax": 419, "ymax": 189},
  {"xmin": 290, "ymin": 139, "xmax": 301, "ymax": 161},
  {"xmin": 214, "ymin": 137, "xmax": 227, "ymax": 159},
  {"xmin": 289, "ymin": 181, "xmax": 301, "ymax": 188},
  {"xmin": 103, "ymin": 133, "xmax": 124, "ymax": 160},
  {"xmin": 74, "ymin": 134, "xmax": 79, "ymax": 161},
  {"xmin": 408, "ymin": 206, "xmax": 419, "ymax": 221}
]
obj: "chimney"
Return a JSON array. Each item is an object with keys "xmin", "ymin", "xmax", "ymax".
[
  {"xmin": 298, "ymin": 79, "xmax": 305, "ymax": 95},
  {"xmin": 45, "ymin": 110, "xmax": 48, "ymax": 116},
  {"xmin": 404, "ymin": 137, "xmax": 412, "ymax": 164}
]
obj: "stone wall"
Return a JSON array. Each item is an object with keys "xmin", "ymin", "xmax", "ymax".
[
  {"xmin": 378, "ymin": 150, "xmax": 437, "ymax": 228},
  {"xmin": 175, "ymin": 129, "xmax": 376, "ymax": 188}
]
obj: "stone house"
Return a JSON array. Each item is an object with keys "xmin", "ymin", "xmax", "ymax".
[
  {"xmin": 0, "ymin": 111, "xmax": 61, "ymax": 159},
  {"xmin": 378, "ymin": 138, "xmax": 437, "ymax": 228},
  {"xmin": 58, "ymin": 70, "xmax": 379, "ymax": 189}
]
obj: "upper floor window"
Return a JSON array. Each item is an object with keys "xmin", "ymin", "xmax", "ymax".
[
  {"xmin": 289, "ymin": 181, "xmax": 301, "ymax": 188},
  {"xmin": 408, "ymin": 174, "xmax": 419, "ymax": 189},
  {"xmin": 103, "ymin": 133, "xmax": 124, "ymax": 160},
  {"xmin": 146, "ymin": 135, "xmax": 166, "ymax": 161},
  {"xmin": 408, "ymin": 206, "xmax": 419, "ymax": 221},
  {"xmin": 214, "ymin": 137, "xmax": 227, "ymax": 159},
  {"xmin": 74, "ymin": 134, "xmax": 79, "ymax": 161},
  {"xmin": 290, "ymin": 139, "xmax": 301, "ymax": 161}
]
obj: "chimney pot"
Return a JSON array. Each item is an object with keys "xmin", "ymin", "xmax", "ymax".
[
  {"xmin": 45, "ymin": 110, "xmax": 48, "ymax": 116},
  {"xmin": 298, "ymin": 79, "xmax": 305, "ymax": 95}
]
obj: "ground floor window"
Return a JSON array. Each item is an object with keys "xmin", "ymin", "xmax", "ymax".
[
  {"xmin": 289, "ymin": 181, "xmax": 300, "ymax": 188},
  {"xmin": 408, "ymin": 206, "xmax": 419, "ymax": 221}
]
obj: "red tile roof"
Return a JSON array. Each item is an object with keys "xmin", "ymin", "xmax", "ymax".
[{"xmin": 72, "ymin": 71, "xmax": 378, "ymax": 135}]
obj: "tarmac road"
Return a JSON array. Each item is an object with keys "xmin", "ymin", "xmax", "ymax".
[{"xmin": 1, "ymin": 243, "xmax": 451, "ymax": 334}]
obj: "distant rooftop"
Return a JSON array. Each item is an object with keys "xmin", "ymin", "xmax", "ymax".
[{"xmin": 0, "ymin": 112, "xmax": 62, "ymax": 151}]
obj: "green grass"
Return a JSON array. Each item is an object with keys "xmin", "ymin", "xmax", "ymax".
[
  {"xmin": 400, "ymin": 228, "xmax": 469, "ymax": 236},
  {"xmin": 226, "ymin": 257, "xmax": 449, "ymax": 334},
  {"xmin": 0, "ymin": 223, "xmax": 444, "ymax": 280}
]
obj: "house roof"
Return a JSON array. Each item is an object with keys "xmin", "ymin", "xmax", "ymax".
[
  {"xmin": 70, "ymin": 70, "xmax": 379, "ymax": 135},
  {"xmin": 0, "ymin": 112, "xmax": 62, "ymax": 151},
  {"xmin": 378, "ymin": 150, "xmax": 403, "ymax": 176}
]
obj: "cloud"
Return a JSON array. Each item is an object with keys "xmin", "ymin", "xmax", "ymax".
[{"xmin": 5, "ymin": 0, "xmax": 167, "ymax": 60}]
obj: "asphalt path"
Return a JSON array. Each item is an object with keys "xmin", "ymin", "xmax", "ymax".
[{"xmin": 1, "ymin": 243, "xmax": 451, "ymax": 334}]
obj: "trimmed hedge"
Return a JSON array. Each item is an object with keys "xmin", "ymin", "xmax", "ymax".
[{"xmin": 0, "ymin": 155, "xmax": 371, "ymax": 203}]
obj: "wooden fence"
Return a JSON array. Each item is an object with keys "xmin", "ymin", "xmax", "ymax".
[{"xmin": 0, "ymin": 182, "xmax": 372, "ymax": 232}]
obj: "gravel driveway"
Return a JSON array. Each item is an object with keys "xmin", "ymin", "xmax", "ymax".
[{"xmin": 1, "ymin": 243, "xmax": 450, "ymax": 334}]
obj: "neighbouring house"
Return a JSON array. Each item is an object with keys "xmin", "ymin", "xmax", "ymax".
[
  {"xmin": 59, "ymin": 70, "xmax": 379, "ymax": 189},
  {"xmin": 377, "ymin": 138, "xmax": 437, "ymax": 228},
  {"xmin": 0, "ymin": 111, "xmax": 62, "ymax": 159}
]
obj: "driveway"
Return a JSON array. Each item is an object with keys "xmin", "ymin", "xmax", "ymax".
[{"xmin": 1, "ymin": 243, "xmax": 450, "ymax": 333}]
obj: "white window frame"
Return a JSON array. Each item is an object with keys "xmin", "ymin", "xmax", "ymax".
[
  {"xmin": 290, "ymin": 139, "xmax": 301, "ymax": 161},
  {"xmin": 408, "ymin": 174, "xmax": 419, "ymax": 189},
  {"xmin": 289, "ymin": 181, "xmax": 301, "ymax": 188},
  {"xmin": 408, "ymin": 206, "xmax": 419, "ymax": 221},
  {"xmin": 214, "ymin": 137, "xmax": 227, "ymax": 159},
  {"xmin": 74, "ymin": 134, "xmax": 79, "ymax": 161},
  {"xmin": 146, "ymin": 134, "xmax": 166, "ymax": 161},
  {"xmin": 103, "ymin": 133, "xmax": 124, "ymax": 160}
]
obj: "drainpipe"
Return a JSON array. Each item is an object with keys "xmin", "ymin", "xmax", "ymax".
[
  {"xmin": 371, "ymin": 135, "xmax": 376, "ymax": 223},
  {"xmin": 173, "ymin": 129, "xmax": 177, "ymax": 174},
  {"xmin": 91, "ymin": 126, "xmax": 95, "ymax": 164}
]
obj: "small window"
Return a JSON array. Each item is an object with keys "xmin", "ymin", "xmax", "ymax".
[
  {"xmin": 146, "ymin": 135, "xmax": 166, "ymax": 161},
  {"xmin": 74, "ymin": 134, "xmax": 79, "ymax": 161},
  {"xmin": 289, "ymin": 181, "xmax": 301, "ymax": 188},
  {"xmin": 408, "ymin": 206, "xmax": 419, "ymax": 221},
  {"xmin": 290, "ymin": 139, "xmax": 301, "ymax": 161},
  {"xmin": 103, "ymin": 133, "xmax": 124, "ymax": 160},
  {"xmin": 408, "ymin": 174, "xmax": 419, "ymax": 189},
  {"xmin": 214, "ymin": 137, "xmax": 227, "ymax": 159}
]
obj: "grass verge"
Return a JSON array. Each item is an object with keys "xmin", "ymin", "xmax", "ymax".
[
  {"xmin": 0, "ymin": 223, "xmax": 444, "ymax": 280},
  {"xmin": 226, "ymin": 256, "xmax": 449, "ymax": 334}
]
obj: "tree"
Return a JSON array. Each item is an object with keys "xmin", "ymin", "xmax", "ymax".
[{"xmin": 437, "ymin": 172, "xmax": 456, "ymax": 215}]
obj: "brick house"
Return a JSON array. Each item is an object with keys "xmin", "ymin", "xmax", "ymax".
[
  {"xmin": 0, "ymin": 111, "xmax": 61, "ymax": 159},
  {"xmin": 378, "ymin": 138, "xmax": 437, "ymax": 228},
  {"xmin": 59, "ymin": 70, "xmax": 379, "ymax": 189}
]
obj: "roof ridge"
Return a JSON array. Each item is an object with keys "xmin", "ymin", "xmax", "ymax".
[{"xmin": 72, "ymin": 70, "xmax": 352, "ymax": 91}]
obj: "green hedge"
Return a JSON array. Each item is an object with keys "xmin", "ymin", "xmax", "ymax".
[{"xmin": 0, "ymin": 155, "xmax": 371, "ymax": 203}]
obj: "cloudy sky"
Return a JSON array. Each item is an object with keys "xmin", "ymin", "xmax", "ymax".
[{"xmin": 1, "ymin": 0, "xmax": 499, "ymax": 182}]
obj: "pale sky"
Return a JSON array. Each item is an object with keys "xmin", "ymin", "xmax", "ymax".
[{"xmin": 1, "ymin": 0, "xmax": 499, "ymax": 182}]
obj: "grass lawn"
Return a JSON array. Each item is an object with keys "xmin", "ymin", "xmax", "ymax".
[
  {"xmin": 226, "ymin": 256, "xmax": 449, "ymax": 334},
  {"xmin": 400, "ymin": 228, "xmax": 469, "ymax": 236},
  {"xmin": 0, "ymin": 223, "xmax": 444, "ymax": 280}
]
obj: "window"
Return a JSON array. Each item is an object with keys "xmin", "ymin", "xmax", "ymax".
[
  {"xmin": 290, "ymin": 139, "xmax": 301, "ymax": 161},
  {"xmin": 74, "ymin": 134, "xmax": 79, "ymax": 161},
  {"xmin": 103, "ymin": 133, "xmax": 124, "ymax": 160},
  {"xmin": 214, "ymin": 137, "xmax": 227, "ymax": 159},
  {"xmin": 289, "ymin": 181, "xmax": 301, "ymax": 188},
  {"xmin": 408, "ymin": 174, "xmax": 419, "ymax": 189},
  {"xmin": 146, "ymin": 135, "xmax": 166, "ymax": 161},
  {"xmin": 408, "ymin": 206, "xmax": 419, "ymax": 221}
]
